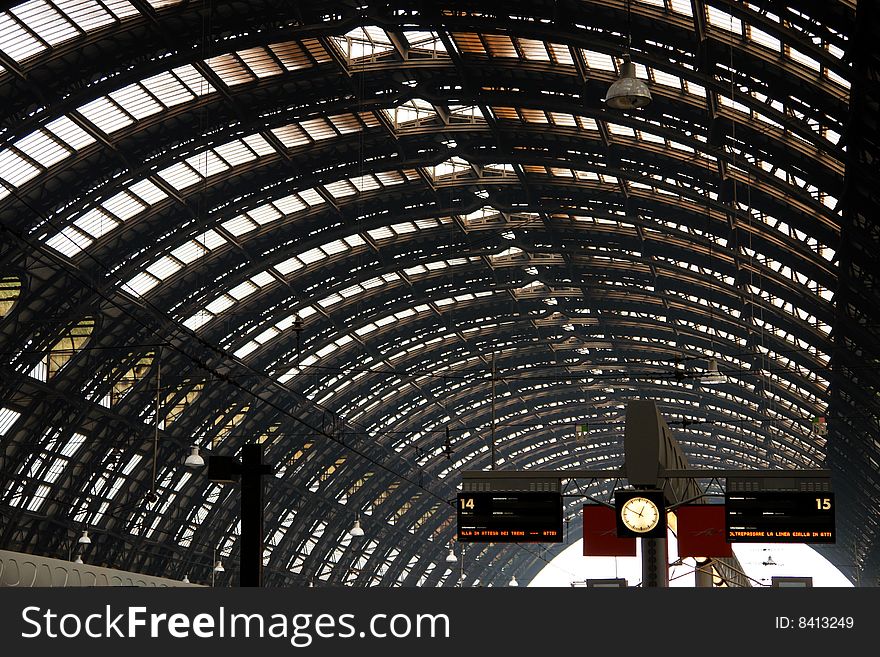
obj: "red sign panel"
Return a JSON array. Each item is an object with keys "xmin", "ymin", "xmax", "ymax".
[
  {"xmin": 582, "ymin": 505, "xmax": 636, "ymax": 557},
  {"xmin": 676, "ymin": 505, "xmax": 733, "ymax": 557}
]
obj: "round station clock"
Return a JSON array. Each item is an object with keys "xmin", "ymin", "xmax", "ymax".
[
  {"xmin": 614, "ymin": 490, "xmax": 667, "ymax": 538},
  {"xmin": 619, "ymin": 495, "xmax": 661, "ymax": 533}
]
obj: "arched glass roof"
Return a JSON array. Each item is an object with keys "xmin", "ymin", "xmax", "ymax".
[{"xmin": 0, "ymin": 0, "xmax": 877, "ymax": 587}]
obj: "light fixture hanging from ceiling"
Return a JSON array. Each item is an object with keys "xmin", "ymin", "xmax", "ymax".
[
  {"xmin": 605, "ymin": 0, "xmax": 651, "ymax": 109},
  {"xmin": 606, "ymin": 54, "xmax": 652, "ymax": 109},
  {"xmin": 184, "ymin": 445, "xmax": 205, "ymax": 468},
  {"xmin": 703, "ymin": 357, "xmax": 727, "ymax": 385},
  {"xmin": 348, "ymin": 516, "xmax": 365, "ymax": 538}
]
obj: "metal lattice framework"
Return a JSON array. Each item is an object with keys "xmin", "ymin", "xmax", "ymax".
[{"xmin": 0, "ymin": 0, "xmax": 877, "ymax": 587}]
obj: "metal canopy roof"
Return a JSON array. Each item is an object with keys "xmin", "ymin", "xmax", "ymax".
[{"xmin": 0, "ymin": 0, "xmax": 877, "ymax": 587}]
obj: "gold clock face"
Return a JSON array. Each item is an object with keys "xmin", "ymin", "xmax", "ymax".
[{"xmin": 620, "ymin": 496, "xmax": 661, "ymax": 533}]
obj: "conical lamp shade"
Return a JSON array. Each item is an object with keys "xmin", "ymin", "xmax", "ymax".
[
  {"xmin": 605, "ymin": 55, "xmax": 652, "ymax": 109},
  {"xmin": 703, "ymin": 358, "xmax": 727, "ymax": 385},
  {"xmin": 184, "ymin": 445, "xmax": 205, "ymax": 468}
]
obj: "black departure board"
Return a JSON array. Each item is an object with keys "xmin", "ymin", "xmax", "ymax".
[
  {"xmin": 457, "ymin": 491, "xmax": 563, "ymax": 542},
  {"xmin": 725, "ymin": 491, "xmax": 835, "ymax": 543}
]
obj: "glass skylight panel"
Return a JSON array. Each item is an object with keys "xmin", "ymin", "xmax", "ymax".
[
  {"xmin": 608, "ymin": 123, "xmax": 636, "ymax": 137},
  {"xmin": 157, "ymin": 161, "xmax": 201, "ymax": 190},
  {"xmin": 491, "ymin": 106, "xmax": 519, "ymax": 121},
  {"xmin": 318, "ymin": 293, "xmax": 343, "ymax": 309},
  {"xmin": 122, "ymin": 272, "xmax": 159, "ymax": 297},
  {"xmin": 141, "ymin": 70, "xmax": 193, "ymax": 107},
  {"xmin": 789, "ymin": 47, "xmax": 820, "ymax": 72},
  {"xmin": 12, "ymin": 1, "xmax": 79, "ymax": 47},
  {"xmin": 109, "ymin": 83, "xmax": 163, "ymax": 120},
  {"xmin": 272, "ymin": 193, "xmax": 307, "ymax": 215},
  {"xmin": 205, "ymin": 53, "xmax": 254, "ymax": 86},
  {"xmin": 170, "ymin": 64, "xmax": 213, "ymax": 97},
  {"xmin": 325, "ymin": 180, "xmax": 356, "ymax": 198},
  {"xmin": 237, "ymin": 46, "xmax": 283, "ymax": 78},
  {"xmin": 246, "ymin": 204, "xmax": 281, "ymax": 225},
  {"xmin": 519, "ymin": 38, "xmax": 550, "ymax": 61},
  {"xmin": 205, "ymin": 296, "xmax": 234, "ymax": 314},
  {"xmin": 56, "ymin": 0, "xmax": 116, "ymax": 30},
  {"xmin": 350, "ymin": 174, "xmax": 380, "ymax": 193},
  {"xmin": 299, "ymin": 188, "xmax": 324, "ymax": 206},
  {"xmin": 275, "ymin": 256, "xmax": 304, "ymax": 275},
  {"xmin": 749, "ymin": 26, "xmax": 780, "ymax": 51},
  {"xmin": 129, "ymin": 178, "xmax": 167, "ymax": 204},
  {"xmin": 367, "ymin": 226, "xmax": 394, "ymax": 241},
  {"xmin": 243, "ymin": 134, "xmax": 274, "ymax": 157},
  {"xmin": 13, "ymin": 129, "xmax": 69, "ymax": 168},
  {"xmin": 268, "ymin": 41, "xmax": 311, "ymax": 71},
  {"xmin": 272, "ymin": 124, "xmax": 310, "ymax": 148},
  {"xmin": 256, "ymin": 326, "xmax": 281, "ymax": 344},
  {"xmin": 195, "ymin": 228, "xmax": 225, "ymax": 250},
  {"xmin": 652, "ymin": 68, "xmax": 681, "ymax": 88},
  {"xmin": 299, "ymin": 247, "xmax": 326, "ymax": 264},
  {"xmin": 146, "ymin": 255, "xmax": 181, "ymax": 280},
  {"xmin": 214, "ymin": 139, "xmax": 257, "ymax": 166},
  {"xmin": 329, "ymin": 114, "xmax": 362, "ymax": 134},
  {"xmin": 521, "ymin": 108, "xmax": 548, "ymax": 123},
  {"xmin": 826, "ymin": 68, "xmax": 849, "ymax": 89},
  {"xmin": 706, "ymin": 5, "xmax": 742, "ymax": 33},
  {"xmin": 484, "ymin": 34, "xmax": 517, "ymax": 58},
  {"xmin": 323, "ymin": 239, "xmax": 349, "ymax": 256},
  {"xmin": 185, "ymin": 150, "xmax": 229, "ymax": 177},
  {"xmin": 250, "ymin": 271, "xmax": 274, "ymax": 287},
  {"xmin": 415, "ymin": 217, "xmax": 440, "ymax": 230},
  {"xmin": 300, "ymin": 117, "xmax": 337, "ymax": 141},
  {"xmin": 549, "ymin": 112, "xmax": 577, "ymax": 126},
  {"xmin": 582, "ymin": 49, "xmax": 615, "ymax": 71},
  {"xmin": 101, "ymin": 190, "xmax": 144, "ymax": 221},
  {"xmin": 340, "ymin": 283, "xmax": 364, "ymax": 298},
  {"xmin": 0, "ymin": 148, "xmax": 39, "ymax": 186},
  {"xmin": 223, "ymin": 215, "xmax": 257, "ymax": 236},
  {"xmin": 234, "ymin": 341, "xmax": 259, "ymax": 359},
  {"xmin": 684, "ymin": 81, "xmax": 706, "ymax": 99},
  {"xmin": 428, "ymin": 157, "xmax": 471, "ymax": 178},
  {"xmin": 333, "ymin": 25, "xmax": 394, "ymax": 60},
  {"xmin": 101, "ymin": 0, "xmax": 138, "ymax": 19},
  {"xmin": 170, "ymin": 240, "xmax": 207, "ymax": 265},
  {"xmin": 0, "ymin": 406, "xmax": 21, "ymax": 435},
  {"xmin": 375, "ymin": 170, "xmax": 404, "ymax": 186},
  {"xmin": 78, "ymin": 96, "xmax": 134, "ymax": 134},
  {"xmin": 73, "ymin": 208, "xmax": 118, "ymax": 238},
  {"xmin": 387, "ymin": 100, "xmax": 437, "ymax": 126},
  {"xmin": 0, "ymin": 12, "xmax": 47, "ymax": 62},
  {"xmin": 182, "ymin": 310, "xmax": 212, "ymax": 331},
  {"xmin": 45, "ymin": 225, "xmax": 92, "ymax": 257},
  {"xmin": 574, "ymin": 116, "xmax": 597, "ymax": 132},
  {"xmin": 229, "ymin": 280, "xmax": 258, "ymax": 300},
  {"xmin": 639, "ymin": 129, "xmax": 665, "ymax": 144}
]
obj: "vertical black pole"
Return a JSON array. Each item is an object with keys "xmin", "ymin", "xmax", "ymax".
[
  {"xmin": 240, "ymin": 444, "xmax": 265, "ymax": 587},
  {"xmin": 641, "ymin": 538, "xmax": 668, "ymax": 588}
]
